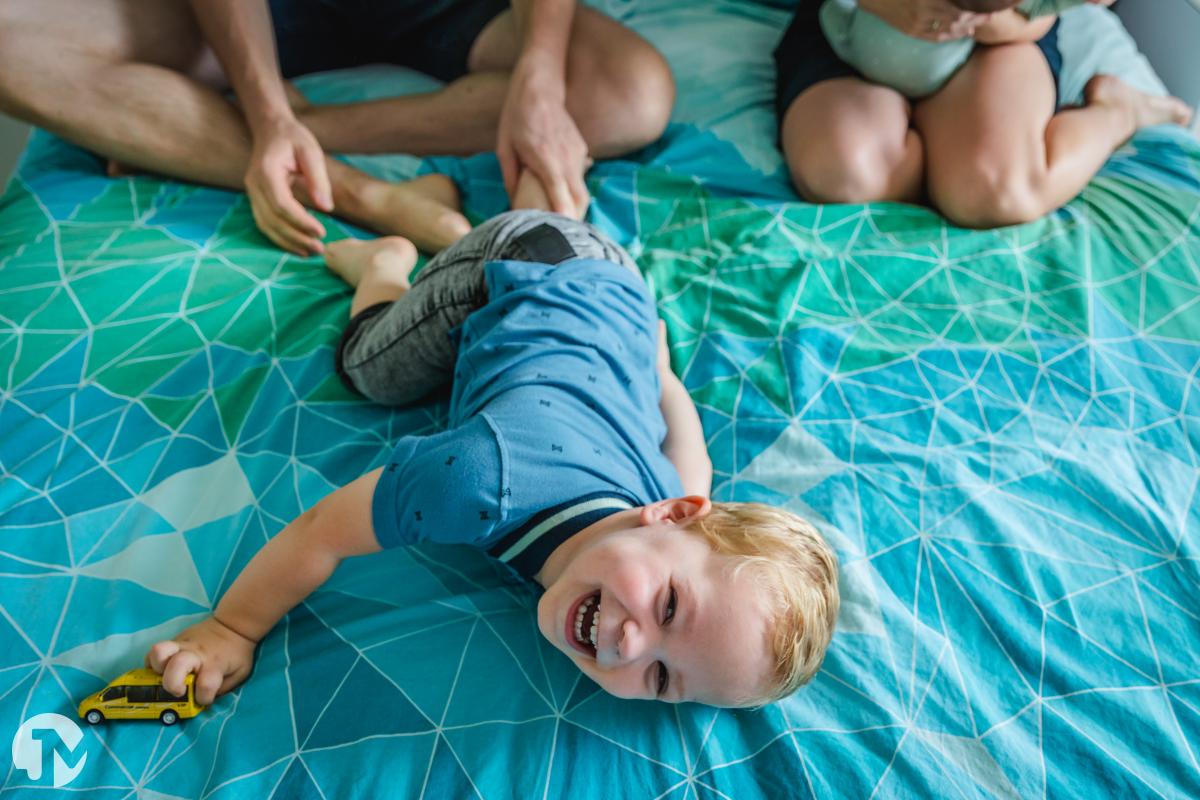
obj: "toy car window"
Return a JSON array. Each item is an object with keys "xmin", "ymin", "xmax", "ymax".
[
  {"xmin": 156, "ymin": 686, "xmax": 186, "ymax": 702},
  {"xmin": 102, "ymin": 686, "xmax": 125, "ymax": 701},
  {"xmin": 127, "ymin": 686, "xmax": 156, "ymax": 703}
]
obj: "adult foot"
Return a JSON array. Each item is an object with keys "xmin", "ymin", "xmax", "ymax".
[
  {"xmin": 355, "ymin": 173, "xmax": 472, "ymax": 254},
  {"xmin": 106, "ymin": 160, "xmax": 142, "ymax": 178},
  {"xmin": 1085, "ymin": 75, "xmax": 1193, "ymax": 135},
  {"xmin": 325, "ymin": 236, "xmax": 417, "ymax": 289}
]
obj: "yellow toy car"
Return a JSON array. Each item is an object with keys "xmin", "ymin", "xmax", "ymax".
[{"xmin": 77, "ymin": 668, "xmax": 205, "ymax": 726}]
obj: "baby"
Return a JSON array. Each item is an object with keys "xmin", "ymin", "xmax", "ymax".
[
  {"xmin": 143, "ymin": 173, "xmax": 841, "ymax": 708},
  {"xmin": 822, "ymin": 0, "xmax": 1091, "ymax": 98}
]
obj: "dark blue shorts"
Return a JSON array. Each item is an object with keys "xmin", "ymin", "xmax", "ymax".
[
  {"xmin": 773, "ymin": 1, "xmax": 1063, "ymax": 121},
  {"xmin": 268, "ymin": 0, "xmax": 509, "ymax": 82}
]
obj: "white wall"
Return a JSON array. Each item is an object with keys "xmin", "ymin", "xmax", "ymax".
[
  {"xmin": 0, "ymin": 113, "xmax": 31, "ymax": 186},
  {"xmin": 1116, "ymin": 0, "xmax": 1200, "ymax": 133}
]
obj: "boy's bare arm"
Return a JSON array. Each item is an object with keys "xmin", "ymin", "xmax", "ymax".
[
  {"xmin": 145, "ymin": 469, "xmax": 383, "ymax": 705},
  {"xmin": 656, "ymin": 322, "xmax": 713, "ymax": 498},
  {"xmin": 973, "ymin": 10, "xmax": 1056, "ymax": 44}
]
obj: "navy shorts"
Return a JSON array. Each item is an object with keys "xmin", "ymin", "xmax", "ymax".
[
  {"xmin": 268, "ymin": 0, "xmax": 509, "ymax": 82},
  {"xmin": 773, "ymin": 1, "xmax": 1063, "ymax": 120}
]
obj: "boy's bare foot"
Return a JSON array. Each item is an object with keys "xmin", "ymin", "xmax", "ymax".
[
  {"xmin": 355, "ymin": 173, "xmax": 472, "ymax": 254},
  {"xmin": 1085, "ymin": 75, "xmax": 1193, "ymax": 135},
  {"xmin": 325, "ymin": 236, "xmax": 418, "ymax": 289}
]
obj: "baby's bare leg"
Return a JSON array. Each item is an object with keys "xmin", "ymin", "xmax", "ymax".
[{"xmin": 326, "ymin": 237, "xmax": 419, "ymax": 315}]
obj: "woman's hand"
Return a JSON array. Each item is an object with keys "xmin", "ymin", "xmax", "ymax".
[
  {"xmin": 144, "ymin": 616, "xmax": 257, "ymax": 706},
  {"xmin": 858, "ymin": 0, "xmax": 987, "ymax": 41}
]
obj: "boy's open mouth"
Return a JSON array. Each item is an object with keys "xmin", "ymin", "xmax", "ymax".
[{"xmin": 566, "ymin": 590, "xmax": 601, "ymax": 658}]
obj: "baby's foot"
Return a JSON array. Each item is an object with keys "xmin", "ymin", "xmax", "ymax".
[
  {"xmin": 325, "ymin": 236, "xmax": 417, "ymax": 289},
  {"xmin": 363, "ymin": 174, "xmax": 472, "ymax": 254},
  {"xmin": 1085, "ymin": 75, "xmax": 1193, "ymax": 133}
]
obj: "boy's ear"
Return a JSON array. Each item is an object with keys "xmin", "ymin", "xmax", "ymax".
[{"xmin": 639, "ymin": 496, "xmax": 713, "ymax": 526}]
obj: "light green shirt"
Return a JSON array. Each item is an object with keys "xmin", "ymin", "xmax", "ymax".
[{"xmin": 820, "ymin": 0, "xmax": 1085, "ymax": 99}]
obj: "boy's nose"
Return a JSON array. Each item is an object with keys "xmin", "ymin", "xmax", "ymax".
[{"xmin": 615, "ymin": 618, "xmax": 657, "ymax": 663}]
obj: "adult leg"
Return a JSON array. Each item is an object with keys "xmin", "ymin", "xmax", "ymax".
[
  {"xmin": 914, "ymin": 43, "xmax": 1192, "ymax": 229},
  {"xmin": 299, "ymin": 6, "xmax": 674, "ymax": 159},
  {"xmin": 0, "ymin": 0, "xmax": 468, "ymax": 251},
  {"xmin": 780, "ymin": 78, "xmax": 924, "ymax": 204}
]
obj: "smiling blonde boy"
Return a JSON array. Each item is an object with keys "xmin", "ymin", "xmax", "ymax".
[{"xmin": 145, "ymin": 184, "xmax": 840, "ymax": 707}]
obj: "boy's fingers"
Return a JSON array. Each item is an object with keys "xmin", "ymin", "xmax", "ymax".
[
  {"xmin": 194, "ymin": 665, "xmax": 223, "ymax": 706},
  {"xmin": 219, "ymin": 666, "xmax": 249, "ymax": 696},
  {"xmin": 146, "ymin": 640, "xmax": 180, "ymax": 673},
  {"xmin": 161, "ymin": 650, "xmax": 201, "ymax": 697}
]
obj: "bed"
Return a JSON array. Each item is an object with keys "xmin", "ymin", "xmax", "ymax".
[{"xmin": 2, "ymin": 1, "xmax": 1198, "ymax": 797}]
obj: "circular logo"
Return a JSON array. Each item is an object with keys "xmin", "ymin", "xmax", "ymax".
[{"xmin": 11, "ymin": 713, "xmax": 88, "ymax": 788}]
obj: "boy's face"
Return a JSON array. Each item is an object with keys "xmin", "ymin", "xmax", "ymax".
[{"xmin": 536, "ymin": 499, "xmax": 774, "ymax": 707}]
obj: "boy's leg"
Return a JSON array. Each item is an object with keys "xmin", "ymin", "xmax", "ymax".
[
  {"xmin": 914, "ymin": 44, "xmax": 1192, "ymax": 229},
  {"xmin": 334, "ymin": 209, "xmax": 634, "ymax": 404},
  {"xmin": 326, "ymin": 237, "xmax": 420, "ymax": 314},
  {"xmin": 780, "ymin": 78, "xmax": 925, "ymax": 204}
]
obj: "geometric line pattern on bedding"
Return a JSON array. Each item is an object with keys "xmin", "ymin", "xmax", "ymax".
[
  {"xmin": 2, "ymin": 0, "xmax": 1200, "ymax": 791},
  {"xmin": 3, "ymin": 127, "xmax": 1199, "ymax": 798}
]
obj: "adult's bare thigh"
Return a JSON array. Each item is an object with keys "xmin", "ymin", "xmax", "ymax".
[
  {"xmin": 0, "ymin": 0, "xmax": 215, "ymax": 80},
  {"xmin": 913, "ymin": 43, "xmax": 1056, "ymax": 224}
]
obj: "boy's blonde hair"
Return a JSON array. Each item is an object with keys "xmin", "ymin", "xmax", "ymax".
[{"xmin": 686, "ymin": 502, "xmax": 840, "ymax": 706}]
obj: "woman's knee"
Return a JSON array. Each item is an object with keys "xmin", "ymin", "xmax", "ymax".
[
  {"xmin": 780, "ymin": 86, "xmax": 920, "ymax": 204},
  {"xmin": 931, "ymin": 160, "xmax": 1048, "ymax": 228},
  {"xmin": 784, "ymin": 127, "xmax": 916, "ymax": 204}
]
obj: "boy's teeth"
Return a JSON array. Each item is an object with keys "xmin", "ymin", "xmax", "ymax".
[{"xmin": 573, "ymin": 593, "xmax": 601, "ymax": 649}]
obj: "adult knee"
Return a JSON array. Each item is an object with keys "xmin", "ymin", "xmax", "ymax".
[
  {"xmin": 572, "ymin": 38, "xmax": 675, "ymax": 156},
  {"xmin": 934, "ymin": 161, "xmax": 1047, "ymax": 229},
  {"xmin": 787, "ymin": 137, "xmax": 899, "ymax": 204}
]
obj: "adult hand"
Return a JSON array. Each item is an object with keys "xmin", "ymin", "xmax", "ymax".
[
  {"xmin": 145, "ymin": 615, "xmax": 257, "ymax": 706},
  {"xmin": 496, "ymin": 61, "xmax": 590, "ymax": 218},
  {"xmin": 858, "ymin": 0, "xmax": 986, "ymax": 41},
  {"xmin": 245, "ymin": 116, "xmax": 333, "ymax": 256}
]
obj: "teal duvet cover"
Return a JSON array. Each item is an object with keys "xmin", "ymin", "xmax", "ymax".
[{"xmin": 2, "ymin": 1, "xmax": 1198, "ymax": 797}]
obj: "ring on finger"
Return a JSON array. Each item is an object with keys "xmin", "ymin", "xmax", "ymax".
[{"xmin": 929, "ymin": 19, "xmax": 942, "ymax": 32}]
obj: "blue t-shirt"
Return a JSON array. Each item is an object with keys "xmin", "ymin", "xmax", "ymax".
[{"xmin": 371, "ymin": 257, "xmax": 685, "ymax": 578}]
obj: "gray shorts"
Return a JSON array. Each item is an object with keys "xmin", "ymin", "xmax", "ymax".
[{"xmin": 336, "ymin": 210, "xmax": 639, "ymax": 406}]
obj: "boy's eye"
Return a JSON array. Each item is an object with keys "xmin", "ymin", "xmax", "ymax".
[
  {"xmin": 656, "ymin": 661, "xmax": 669, "ymax": 697},
  {"xmin": 663, "ymin": 586, "xmax": 677, "ymax": 625}
]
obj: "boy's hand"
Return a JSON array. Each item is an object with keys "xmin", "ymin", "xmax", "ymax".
[{"xmin": 145, "ymin": 616, "xmax": 257, "ymax": 706}]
